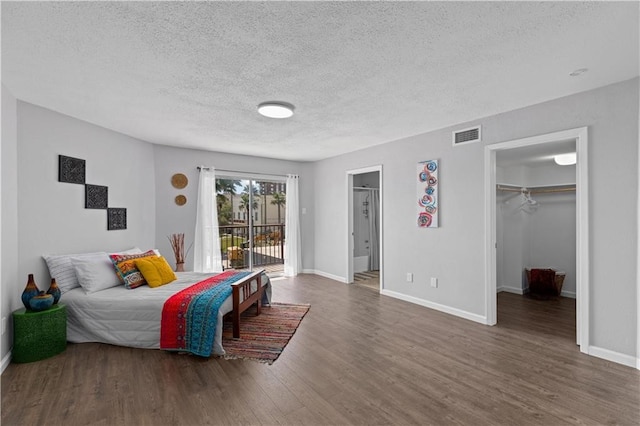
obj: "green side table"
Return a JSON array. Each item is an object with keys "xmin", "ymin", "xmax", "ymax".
[{"xmin": 12, "ymin": 304, "xmax": 67, "ymax": 363}]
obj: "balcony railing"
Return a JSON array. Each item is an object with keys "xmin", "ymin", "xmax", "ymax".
[{"xmin": 219, "ymin": 224, "xmax": 285, "ymax": 271}]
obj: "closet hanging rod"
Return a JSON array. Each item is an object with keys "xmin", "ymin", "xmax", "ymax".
[
  {"xmin": 529, "ymin": 187, "xmax": 576, "ymax": 194},
  {"xmin": 496, "ymin": 184, "xmax": 575, "ymax": 194},
  {"xmin": 353, "ymin": 186, "xmax": 379, "ymax": 190}
]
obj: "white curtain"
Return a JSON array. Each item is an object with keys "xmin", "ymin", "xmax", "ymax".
[
  {"xmin": 194, "ymin": 167, "xmax": 223, "ymax": 273},
  {"xmin": 369, "ymin": 189, "xmax": 380, "ymax": 271},
  {"xmin": 284, "ymin": 174, "xmax": 301, "ymax": 276}
]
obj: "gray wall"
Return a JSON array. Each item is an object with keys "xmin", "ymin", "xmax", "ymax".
[
  {"xmin": 16, "ymin": 101, "xmax": 157, "ymax": 294},
  {"xmin": 526, "ymin": 164, "xmax": 576, "ymax": 296},
  {"xmin": 497, "ymin": 163, "xmax": 577, "ymax": 296},
  {"xmin": 312, "ymin": 78, "xmax": 639, "ymax": 357},
  {"xmin": 153, "ymin": 145, "xmax": 315, "ymax": 272},
  {"xmin": 527, "ymin": 191, "xmax": 576, "ymax": 295},
  {"xmin": 1, "ymin": 84, "xmax": 19, "ymax": 363},
  {"xmin": 1, "ymin": 78, "xmax": 637, "ymax": 364}
]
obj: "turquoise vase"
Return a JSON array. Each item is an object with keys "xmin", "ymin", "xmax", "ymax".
[
  {"xmin": 21, "ymin": 274, "xmax": 40, "ymax": 310},
  {"xmin": 47, "ymin": 278, "xmax": 61, "ymax": 305},
  {"xmin": 29, "ymin": 292, "xmax": 54, "ymax": 312}
]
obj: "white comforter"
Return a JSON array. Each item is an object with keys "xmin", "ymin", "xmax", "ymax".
[{"xmin": 63, "ymin": 272, "xmax": 269, "ymax": 356}]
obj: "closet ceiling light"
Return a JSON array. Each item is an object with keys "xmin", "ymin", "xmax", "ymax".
[
  {"xmin": 257, "ymin": 102, "xmax": 295, "ymax": 119},
  {"xmin": 554, "ymin": 152, "xmax": 577, "ymax": 166}
]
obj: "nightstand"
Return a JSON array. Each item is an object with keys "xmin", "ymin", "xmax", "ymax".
[{"xmin": 12, "ymin": 304, "xmax": 67, "ymax": 363}]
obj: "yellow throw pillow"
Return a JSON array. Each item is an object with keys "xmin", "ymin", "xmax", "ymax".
[{"xmin": 134, "ymin": 256, "xmax": 177, "ymax": 288}]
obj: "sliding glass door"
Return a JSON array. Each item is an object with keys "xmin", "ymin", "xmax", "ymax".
[{"xmin": 216, "ymin": 176, "xmax": 286, "ymax": 274}]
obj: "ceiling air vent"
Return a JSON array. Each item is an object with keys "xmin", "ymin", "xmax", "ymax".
[{"xmin": 452, "ymin": 125, "xmax": 481, "ymax": 146}]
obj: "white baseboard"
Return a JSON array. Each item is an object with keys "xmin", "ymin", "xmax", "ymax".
[
  {"xmin": 303, "ymin": 269, "xmax": 348, "ymax": 283},
  {"xmin": 1, "ymin": 349, "xmax": 12, "ymax": 373},
  {"xmin": 497, "ymin": 285, "xmax": 524, "ymax": 295},
  {"xmin": 380, "ymin": 289, "xmax": 487, "ymax": 325},
  {"xmin": 497, "ymin": 285, "xmax": 576, "ymax": 299},
  {"xmin": 588, "ymin": 346, "xmax": 637, "ymax": 369}
]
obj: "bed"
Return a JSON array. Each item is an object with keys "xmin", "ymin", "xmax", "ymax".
[{"xmin": 63, "ymin": 270, "xmax": 271, "ymax": 356}]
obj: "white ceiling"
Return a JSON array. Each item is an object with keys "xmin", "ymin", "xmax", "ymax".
[
  {"xmin": 2, "ymin": 2, "xmax": 638, "ymax": 162},
  {"xmin": 496, "ymin": 139, "xmax": 576, "ymax": 168}
]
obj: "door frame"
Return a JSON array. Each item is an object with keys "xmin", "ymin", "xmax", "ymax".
[
  {"xmin": 216, "ymin": 172, "xmax": 287, "ymax": 272},
  {"xmin": 346, "ymin": 165, "xmax": 383, "ymax": 290},
  {"xmin": 484, "ymin": 127, "xmax": 589, "ymax": 352}
]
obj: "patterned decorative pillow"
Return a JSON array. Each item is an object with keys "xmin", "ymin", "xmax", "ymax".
[{"xmin": 110, "ymin": 250, "xmax": 157, "ymax": 289}]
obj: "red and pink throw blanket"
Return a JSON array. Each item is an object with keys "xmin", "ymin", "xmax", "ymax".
[{"xmin": 160, "ymin": 270, "xmax": 251, "ymax": 356}]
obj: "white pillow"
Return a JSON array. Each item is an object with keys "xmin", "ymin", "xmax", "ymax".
[
  {"xmin": 113, "ymin": 247, "xmax": 142, "ymax": 255},
  {"xmin": 109, "ymin": 248, "xmax": 160, "ymax": 257},
  {"xmin": 117, "ymin": 248, "xmax": 161, "ymax": 256},
  {"xmin": 43, "ymin": 251, "xmax": 107, "ymax": 294},
  {"xmin": 71, "ymin": 254, "xmax": 121, "ymax": 293}
]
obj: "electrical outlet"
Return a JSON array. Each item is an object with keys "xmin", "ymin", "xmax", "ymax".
[
  {"xmin": 430, "ymin": 277, "xmax": 438, "ymax": 288},
  {"xmin": 1, "ymin": 317, "xmax": 7, "ymax": 335},
  {"xmin": 406, "ymin": 273, "xmax": 413, "ymax": 283}
]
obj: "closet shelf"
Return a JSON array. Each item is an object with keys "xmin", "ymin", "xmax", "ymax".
[{"xmin": 496, "ymin": 183, "xmax": 576, "ymax": 194}]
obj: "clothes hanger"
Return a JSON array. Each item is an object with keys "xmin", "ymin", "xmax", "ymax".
[{"xmin": 519, "ymin": 189, "xmax": 539, "ymax": 212}]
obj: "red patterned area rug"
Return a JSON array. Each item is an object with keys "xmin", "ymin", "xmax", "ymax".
[{"xmin": 221, "ymin": 303, "xmax": 310, "ymax": 364}]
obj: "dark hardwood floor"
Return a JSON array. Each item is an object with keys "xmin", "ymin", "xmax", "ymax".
[
  {"xmin": 2, "ymin": 275, "xmax": 638, "ymax": 425},
  {"xmin": 353, "ymin": 270, "xmax": 379, "ymax": 291}
]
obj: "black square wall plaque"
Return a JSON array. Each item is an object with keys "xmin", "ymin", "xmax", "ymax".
[
  {"xmin": 58, "ymin": 155, "xmax": 86, "ymax": 184},
  {"xmin": 85, "ymin": 184, "xmax": 108, "ymax": 209},
  {"xmin": 107, "ymin": 208, "xmax": 127, "ymax": 231}
]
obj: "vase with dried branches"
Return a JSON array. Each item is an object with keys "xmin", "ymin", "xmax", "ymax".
[{"xmin": 168, "ymin": 233, "xmax": 192, "ymax": 272}]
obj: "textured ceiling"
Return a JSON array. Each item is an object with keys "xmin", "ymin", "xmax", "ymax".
[{"xmin": 2, "ymin": 2, "xmax": 638, "ymax": 161}]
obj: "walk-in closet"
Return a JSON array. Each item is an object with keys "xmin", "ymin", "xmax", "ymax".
[{"xmin": 495, "ymin": 143, "xmax": 577, "ymax": 335}]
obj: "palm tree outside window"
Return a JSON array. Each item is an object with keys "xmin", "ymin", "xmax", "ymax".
[{"xmin": 271, "ymin": 192, "xmax": 286, "ymax": 224}]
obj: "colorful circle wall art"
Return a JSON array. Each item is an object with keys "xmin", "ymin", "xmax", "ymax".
[{"xmin": 417, "ymin": 159, "xmax": 439, "ymax": 228}]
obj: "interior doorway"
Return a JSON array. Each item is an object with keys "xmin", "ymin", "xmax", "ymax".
[
  {"xmin": 347, "ymin": 166, "xmax": 383, "ymax": 291},
  {"xmin": 484, "ymin": 127, "xmax": 589, "ymax": 353},
  {"xmin": 495, "ymin": 139, "xmax": 577, "ymax": 345}
]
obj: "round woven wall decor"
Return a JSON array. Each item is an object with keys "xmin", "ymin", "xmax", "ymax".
[
  {"xmin": 175, "ymin": 195, "xmax": 187, "ymax": 206},
  {"xmin": 171, "ymin": 173, "xmax": 188, "ymax": 189}
]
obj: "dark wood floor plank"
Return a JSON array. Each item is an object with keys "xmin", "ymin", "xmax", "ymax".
[{"xmin": 2, "ymin": 275, "xmax": 639, "ymax": 425}]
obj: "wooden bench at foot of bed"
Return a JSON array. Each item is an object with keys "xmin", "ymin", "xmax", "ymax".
[{"xmin": 231, "ymin": 269, "xmax": 266, "ymax": 338}]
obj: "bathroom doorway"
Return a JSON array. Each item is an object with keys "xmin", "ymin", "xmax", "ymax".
[{"xmin": 347, "ymin": 166, "xmax": 383, "ymax": 291}]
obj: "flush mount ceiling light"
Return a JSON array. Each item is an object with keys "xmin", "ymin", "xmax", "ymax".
[
  {"xmin": 257, "ymin": 101, "xmax": 295, "ymax": 119},
  {"xmin": 554, "ymin": 152, "xmax": 577, "ymax": 166},
  {"xmin": 569, "ymin": 68, "xmax": 588, "ymax": 77}
]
